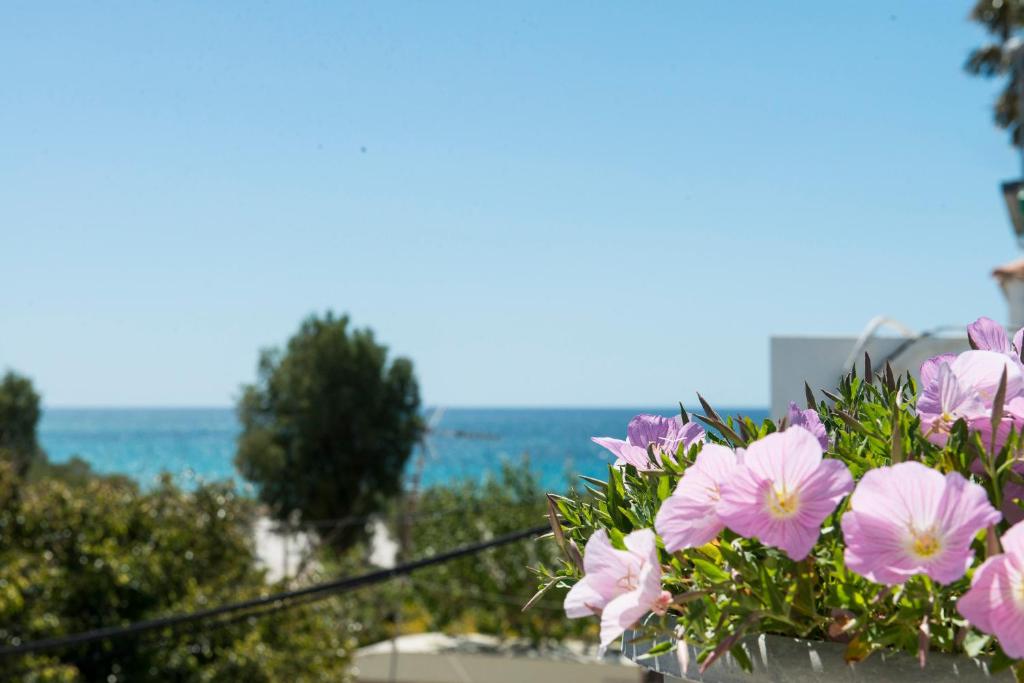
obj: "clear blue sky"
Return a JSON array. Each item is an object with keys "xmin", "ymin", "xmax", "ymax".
[{"xmin": 1, "ymin": 1, "xmax": 1020, "ymax": 408}]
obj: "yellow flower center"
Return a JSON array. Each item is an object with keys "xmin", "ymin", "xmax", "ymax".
[
  {"xmin": 767, "ymin": 486, "xmax": 800, "ymax": 519},
  {"xmin": 909, "ymin": 529, "xmax": 942, "ymax": 559},
  {"xmin": 940, "ymin": 411, "xmax": 954, "ymax": 424}
]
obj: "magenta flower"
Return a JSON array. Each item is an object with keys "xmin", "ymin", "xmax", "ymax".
[
  {"xmin": 957, "ymin": 521, "xmax": 1024, "ymax": 658},
  {"xmin": 593, "ymin": 414, "xmax": 705, "ymax": 470},
  {"xmin": 716, "ymin": 428, "xmax": 854, "ymax": 560},
  {"xmin": 563, "ymin": 528, "xmax": 671, "ymax": 647},
  {"xmin": 951, "ymin": 350, "xmax": 1024, "ymax": 405},
  {"xmin": 784, "ymin": 402, "xmax": 828, "ymax": 450},
  {"xmin": 919, "ymin": 353, "xmax": 958, "ymax": 391},
  {"xmin": 917, "ymin": 363, "xmax": 988, "ymax": 447},
  {"xmin": 655, "ymin": 444, "xmax": 739, "ymax": 552},
  {"xmin": 840, "ymin": 461, "xmax": 1001, "ymax": 585},
  {"xmin": 917, "ymin": 350, "xmax": 1024, "ymax": 449},
  {"xmin": 967, "ymin": 316, "xmax": 1024, "ymax": 366},
  {"xmin": 1004, "ymin": 479, "xmax": 1024, "ymax": 525}
]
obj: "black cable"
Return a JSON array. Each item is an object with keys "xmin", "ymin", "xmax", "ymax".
[{"xmin": 0, "ymin": 524, "xmax": 550, "ymax": 660}]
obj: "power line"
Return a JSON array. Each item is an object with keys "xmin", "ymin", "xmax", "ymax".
[{"xmin": 0, "ymin": 524, "xmax": 550, "ymax": 660}]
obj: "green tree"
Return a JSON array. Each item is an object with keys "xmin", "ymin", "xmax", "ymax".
[
  {"xmin": 966, "ymin": 0, "xmax": 1024, "ymax": 146},
  {"xmin": 0, "ymin": 370, "xmax": 44, "ymax": 477},
  {"xmin": 235, "ymin": 312, "xmax": 423, "ymax": 548},
  {"xmin": 0, "ymin": 464, "xmax": 353, "ymax": 681},
  {"xmin": 399, "ymin": 458, "xmax": 593, "ymax": 643},
  {"xmin": 321, "ymin": 459, "xmax": 594, "ymax": 648}
]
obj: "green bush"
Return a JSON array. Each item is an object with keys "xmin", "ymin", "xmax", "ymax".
[
  {"xmin": 0, "ymin": 463, "xmax": 353, "ymax": 682},
  {"xmin": 326, "ymin": 458, "xmax": 595, "ymax": 646}
]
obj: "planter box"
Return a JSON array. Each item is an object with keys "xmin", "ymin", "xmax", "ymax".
[{"xmin": 622, "ymin": 631, "xmax": 1012, "ymax": 682}]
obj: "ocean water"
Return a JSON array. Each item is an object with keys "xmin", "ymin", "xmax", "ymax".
[{"xmin": 38, "ymin": 407, "xmax": 770, "ymax": 492}]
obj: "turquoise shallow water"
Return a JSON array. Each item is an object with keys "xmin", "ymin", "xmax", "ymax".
[{"xmin": 38, "ymin": 407, "xmax": 770, "ymax": 491}]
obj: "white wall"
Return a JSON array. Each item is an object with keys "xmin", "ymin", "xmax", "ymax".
[{"xmin": 769, "ymin": 336, "xmax": 968, "ymax": 418}]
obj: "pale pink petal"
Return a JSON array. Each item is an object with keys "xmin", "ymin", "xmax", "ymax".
[
  {"xmin": 615, "ymin": 443, "xmax": 659, "ymax": 470},
  {"xmin": 627, "ymin": 414, "xmax": 678, "ymax": 450},
  {"xmin": 842, "ymin": 506, "xmax": 923, "ymax": 584},
  {"xmin": 1000, "ymin": 520, "xmax": 1024, "ymax": 556},
  {"xmin": 656, "ymin": 444, "xmax": 737, "ymax": 551},
  {"xmin": 794, "ymin": 459, "xmax": 854, "ymax": 520},
  {"xmin": 968, "ymin": 317, "xmax": 1013, "ymax": 355},
  {"xmin": 934, "ymin": 471, "xmax": 1002, "ymax": 551},
  {"xmin": 599, "ymin": 590, "xmax": 650, "ymax": 647},
  {"xmin": 564, "ymin": 577, "xmax": 607, "ymax": 617},
  {"xmin": 579, "ymin": 530, "xmax": 635, "ymax": 603},
  {"xmin": 597, "ymin": 561, "xmax": 665, "ymax": 647},
  {"xmin": 741, "ymin": 428, "xmax": 822, "ymax": 490},
  {"xmin": 918, "ymin": 364, "xmax": 989, "ymax": 447},
  {"xmin": 622, "ymin": 528, "xmax": 658, "ymax": 566},
  {"xmin": 761, "ymin": 515, "xmax": 822, "ymax": 560},
  {"xmin": 669, "ymin": 421, "xmax": 707, "ymax": 455},
  {"xmin": 718, "ymin": 430, "xmax": 851, "ymax": 561},
  {"xmin": 565, "ymin": 529, "xmax": 656, "ymax": 623},
  {"xmin": 785, "ymin": 402, "xmax": 829, "ymax": 450},
  {"xmin": 841, "ymin": 462, "xmax": 999, "ymax": 585},
  {"xmin": 958, "ymin": 554, "xmax": 1024, "ymax": 657},
  {"xmin": 957, "ymin": 556, "xmax": 1002, "ymax": 633},
  {"xmin": 920, "ymin": 353, "xmax": 957, "ymax": 390},
  {"xmin": 592, "ymin": 437, "xmax": 628, "ymax": 459},
  {"xmin": 950, "ymin": 350, "xmax": 1024, "ymax": 406}
]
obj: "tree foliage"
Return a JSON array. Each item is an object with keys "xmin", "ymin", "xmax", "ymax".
[
  {"xmin": 235, "ymin": 312, "xmax": 423, "ymax": 548},
  {"xmin": 0, "ymin": 370, "xmax": 44, "ymax": 477},
  {"xmin": 0, "ymin": 464, "xmax": 353, "ymax": 682},
  {"xmin": 966, "ymin": 0, "xmax": 1024, "ymax": 146},
  {"xmin": 399, "ymin": 458, "xmax": 592, "ymax": 642},
  {"xmin": 326, "ymin": 458, "xmax": 594, "ymax": 647}
]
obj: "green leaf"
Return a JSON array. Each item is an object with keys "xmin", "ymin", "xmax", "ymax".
[
  {"xmin": 642, "ymin": 640, "xmax": 676, "ymax": 657},
  {"xmin": 962, "ymin": 631, "xmax": 991, "ymax": 658},
  {"xmin": 657, "ymin": 474, "xmax": 671, "ymax": 501},
  {"xmin": 691, "ymin": 557, "xmax": 730, "ymax": 584},
  {"xmin": 759, "ymin": 564, "xmax": 785, "ymax": 615}
]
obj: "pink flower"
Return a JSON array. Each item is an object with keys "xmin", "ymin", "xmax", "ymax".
[
  {"xmin": 957, "ymin": 521, "xmax": 1024, "ymax": 658},
  {"xmin": 655, "ymin": 444, "xmax": 739, "ymax": 552},
  {"xmin": 593, "ymin": 414, "xmax": 705, "ymax": 470},
  {"xmin": 920, "ymin": 353, "xmax": 958, "ymax": 390},
  {"xmin": 950, "ymin": 350, "xmax": 1024, "ymax": 406},
  {"xmin": 917, "ymin": 363, "xmax": 988, "ymax": 447},
  {"xmin": 1004, "ymin": 479, "xmax": 1024, "ymax": 525},
  {"xmin": 917, "ymin": 350, "xmax": 1024, "ymax": 448},
  {"xmin": 967, "ymin": 316, "xmax": 1024, "ymax": 366},
  {"xmin": 784, "ymin": 402, "xmax": 828, "ymax": 450},
  {"xmin": 563, "ymin": 528, "xmax": 672, "ymax": 647},
  {"xmin": 840, "ymin": 461, "xmax": 1001, "ymax": 585},
  {"xmin": 716, "ymin": 428, "xmax": 854, "ymax": 560}
]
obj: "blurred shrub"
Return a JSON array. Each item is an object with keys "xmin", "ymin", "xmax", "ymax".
[
  {"xmin": 0, "ymin": 370, "xmax": 45, "ymax": 477},
  {"xmin": 0, "ymin": 463, "xmax": 352, "ymax": 682},
  {"xmin": 327, "ymin": 458, "xmax": 595, "ymax": 647},
  {"xmin": 235, "ymin": 312, "xmax": 423, "ymax": 549}
]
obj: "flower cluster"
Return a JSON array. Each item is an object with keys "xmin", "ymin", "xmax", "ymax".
[
  {"xmin": 541, "ymin": 317, "xmax": 1024, "ymax": 673},
  {"xmin": 593, "ymin": 413, "xmax": 705, "ymax": 471},
  {"xmin": 918, "ymin": 317, "xmax": 1024, "ymax": 450}
]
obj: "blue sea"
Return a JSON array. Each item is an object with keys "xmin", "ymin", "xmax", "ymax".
[{"xmin": 38, "ymin": 407, "xmax": 770, "ymax": 492}]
